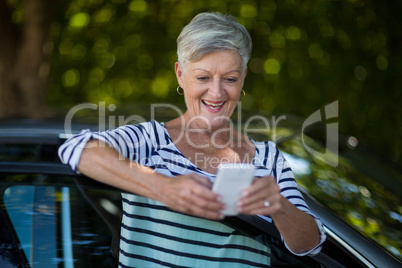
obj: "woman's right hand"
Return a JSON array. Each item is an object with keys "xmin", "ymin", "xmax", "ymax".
[
  {"xmin": 78, "ymin": 141, "xmax": 224, "ymax": 220},
  {"xmin": 157, "ymin": 173, "xmax": 225, "ymax": 220}
]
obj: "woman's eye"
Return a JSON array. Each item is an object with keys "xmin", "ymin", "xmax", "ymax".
[
  {"xmin": 197, "ymin": 76, "xmax": 209, "ymax": 81},
  {"xmin": 225, "ymin": 77, "xmax": 237, "ymax": 83}
]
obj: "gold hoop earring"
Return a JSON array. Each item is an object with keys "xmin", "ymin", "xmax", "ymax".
[
  {"xmin": 177, "ymin": 86, "xmax": 184, "ymax": 95},
  {"xmin": 240, "ymin": 90, "xmax": 246, "ymax": 101}
]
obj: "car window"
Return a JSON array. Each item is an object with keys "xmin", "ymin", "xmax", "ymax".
[
  {"xmin": 2, "ymin": 175, "xmax": 121, "ymax": 268},
  {"xmin": 0, "ymin": 142, "xmax": 59, "ymax": 162},
  {"xmin": 5, "ymin": 186, "xmax": 57, "ymax": 266},
  {"xmin": 278, "ymin": 134, "xmax": 402, "ymax": 261},
  {"xmin": 0, "ymin": 144, "xmax": 41, "ymax": 161}
]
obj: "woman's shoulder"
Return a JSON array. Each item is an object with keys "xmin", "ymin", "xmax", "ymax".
[
  {"xmin": 250, "ymin": 138, "xmax": 279, "ymax": 151},
  {"xmin": 250, "ymin": 138, "xmax": 283, "ymax": 167},
  {"xmin": 118, "ymin": 120, "xmax": 164, "ymax": 132},
  {"xmin": 116, "ymin": 120, "xmax": 170, "ymax": 145}
]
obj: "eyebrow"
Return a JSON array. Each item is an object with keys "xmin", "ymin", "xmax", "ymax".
[{"xmin": 193, "ymin": 68, "xmax": 241, "ymax": 75}]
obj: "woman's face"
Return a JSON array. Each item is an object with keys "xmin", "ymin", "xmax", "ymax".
[{"xmin": 175, "ymin": 50, "xmax": 247, "ymax": 129}]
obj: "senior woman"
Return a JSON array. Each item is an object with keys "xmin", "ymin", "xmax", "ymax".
[{"xmin": 59, "ymin": 12, "xmax": 325, "ymax": 267}]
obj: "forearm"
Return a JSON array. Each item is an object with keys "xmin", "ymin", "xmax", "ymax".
[
  {"xmin": 78, "ymin": 140, "xmax": 224, "ymax": 219},
  {"xmin": 78, "ymin": 140, "xmax": 166, "ymax": 200},
  {"xmin": 237, "ymin": 176, "xmax": 322, "ymax": 253},
  {"xmin": 271, "ymin": 197, "xmax": 320, "ymax": 253}
]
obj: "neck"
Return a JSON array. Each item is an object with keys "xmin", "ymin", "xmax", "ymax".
[
  {"xmin": 178, "ymin": 112, "xmax": 244, "ymax": 148},
  {"xmin": 181, "ymin": 112, "xmax": 232, "ymax": 132}
]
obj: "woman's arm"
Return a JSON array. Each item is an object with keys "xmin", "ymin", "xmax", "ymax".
[
  {"xmin": 236, "ymin": 176, "xmax": 321, "ymax": 253},
  {"xmin": 78, "ymin": 140, "xmax": 225, "ymax": 220}
]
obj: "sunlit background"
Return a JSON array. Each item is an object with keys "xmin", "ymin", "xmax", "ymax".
[{"xmin": 2, "ymin": 0, "xmax": 400, "ymax": 164}]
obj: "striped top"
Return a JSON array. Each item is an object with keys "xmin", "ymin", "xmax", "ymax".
[{"xmin": 59, "ymin": 120, "xmax": 326, "ymax": 267}]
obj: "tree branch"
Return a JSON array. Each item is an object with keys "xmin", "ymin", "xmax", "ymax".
[
  {"xmin": 0, "ymin": 0, "xmax": 21, "ymax": 118},
  {"xmin": 0, "ymin": 0, "xmax": 20, "ymax": 52},
  {"xmin": 14, "ymin": 0, "xmax": 57, "ymax": 117}
]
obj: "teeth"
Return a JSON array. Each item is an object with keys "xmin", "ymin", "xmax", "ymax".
[{"xmin": 203, "ymin": 100, "xmax": 224, "ymax": 109}]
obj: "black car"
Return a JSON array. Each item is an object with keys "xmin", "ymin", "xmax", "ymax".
[{"xmin": 0, "ymin": 119, "xmax": 401, "ymax": 267}]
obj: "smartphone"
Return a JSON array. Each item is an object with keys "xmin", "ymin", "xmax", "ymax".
[{"xmin": 212, "ymin": 163, "xmax": 256, "ymax": 216}]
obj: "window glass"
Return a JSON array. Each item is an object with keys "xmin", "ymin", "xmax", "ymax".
[
  {"xmin": 4, "ymin": 186, "xmax": 36, "ymax": 263},
  {"xmin": 3, "ymin": 182, "xmax": 121, "ymax": 267},
  {"xmin": 0, "ymin": 144, "xmax": 41, "ymax": 161},
  {"xmin": 279, "ymin": 135, "xmax": 402, "ymax": 260},
  {"xmin": 0, "ymin": 143, "xmax": 59, "ymax": 162}
]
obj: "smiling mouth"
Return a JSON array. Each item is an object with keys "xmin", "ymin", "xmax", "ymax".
[{"xmin": 202, "ymin": 100, "xmax": 226, "ymax": 111}]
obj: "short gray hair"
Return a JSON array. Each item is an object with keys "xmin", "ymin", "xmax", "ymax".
[{"xmin": 177, "ymin": 12, "xmax": 252, "ymax": 71}]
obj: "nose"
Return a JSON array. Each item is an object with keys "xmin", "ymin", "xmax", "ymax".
[{"xmin": 208, "ymin": 78, "xmax": 224, "ymax": 99}]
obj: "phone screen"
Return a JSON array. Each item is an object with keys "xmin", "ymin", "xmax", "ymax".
[{"xmin": 212, "ymin": 163, "xmax": 256, "ymax": 215}]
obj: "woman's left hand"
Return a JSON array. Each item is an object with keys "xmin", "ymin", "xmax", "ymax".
[
  {"xmin": 236, "ymin": 176, "xmax": 283, "ymax": 215},
  {"xmin": 236, "ymin": 176, "xmax": 321, "ymax": 253}
]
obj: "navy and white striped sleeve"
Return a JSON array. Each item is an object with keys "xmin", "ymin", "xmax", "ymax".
[
  {"xmin": 58, "ymin": 123, "xmax": 154, "ymax": 172},
  {"xmin": 275, "ymin": 149, "xmax": 326, "ymax": 256},
  {"xmin": 58, "ymin": 129, "xmax": 95, "ymax": 172}
]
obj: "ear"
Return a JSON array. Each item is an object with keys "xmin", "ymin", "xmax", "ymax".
[{"xmin": 175, "ymin": 62, "xmax": 184, "ymax": 87}]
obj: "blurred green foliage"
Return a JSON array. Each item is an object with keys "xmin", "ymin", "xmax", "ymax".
[
  {"xmin": 6, "ymin": 1, "xmax": 401, "ymax": 164},
  {"xmin": 19, "ymin": 0, "xmax": 397, "ymax": 164}
]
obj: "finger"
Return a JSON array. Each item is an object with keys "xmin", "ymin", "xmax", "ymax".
[
  {"xmin": 183, "ymin": 186, "xmax": 225, "ymax": 211},
  {"xmin": 179, "ymin": 180, "xmax": 225, "ymax": 208},
  {"xmin": 189, "ymin": 196, "xmax": 225, "ymax": 219},
  {"xmin": 245, "ymin": 206, "xmax": 271, "ymax": 215},
  {"xmin": 188, "ymin": 205, "xmax": 224, "ymax": 220},
  {"xmin": 245, "ymin": 197, "xmax": 283, "ymax": 215},
  {"xmin": 239, "ymin": 189, "xmax": 284, "ymax": 215},
  {"xmin": 179, "ymin": 188, "xmax": 225, "ymax": 219},
  {"xmin": 248, "ymin": 176, "xmax": 275, "ymax": 194},
  {"xmin": 238, "ymin": 197, "xmax": 269, "ymax": 214},
  {"xmin": 189, "ymin": 173, "xmax": 213, "ymax": 188},
  {"xmin": 237, "ymin": 177, "xmax": 279, "ymax": 212},
  {"xmin": 191, "ymin": 179, "xmax": 222, "ymax": 202},
  {"xmin": 238, "ymin": 180, "xmax": 270, "ymax": 207}
]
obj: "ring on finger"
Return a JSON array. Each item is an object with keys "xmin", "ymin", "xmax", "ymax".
[{"xmin": 263, "ymin": 201, "xmax": 270, "ymax": 207}]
